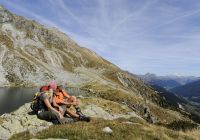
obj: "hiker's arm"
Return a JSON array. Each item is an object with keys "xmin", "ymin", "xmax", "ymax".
[
  {"xmin": 52, "ymin": 97, "xmax": 64, "ymax": 113},
  {"xmin": 63, "ymin": 101, "xmax": 76, "ymax": 105},
  {"xmin": 55, "ymin": 97, "xmax": 64, "ymax": 104},
  {"xmin": 62, "ymin": 90, "xmax": 70, "ymax": 98},
  {"xmin": 63, "ymin": 97, "xmax": 77, "ymax": 106},
  {"xmin": 43, "ymin": 98, "xmax": 63, "ymax": 119}
]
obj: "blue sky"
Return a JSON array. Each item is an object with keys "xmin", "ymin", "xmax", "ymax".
[{"xmin": 1, "ymin": 0, "xmax": 200, "ymax": 76}]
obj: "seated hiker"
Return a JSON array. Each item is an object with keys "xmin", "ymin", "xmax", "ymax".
[
  {"xmin": 36, "ymin": 81, "xmax": 69, "ymax": 124},
  {"xmin": 53, "ymin": 85, "xmax": 90, "ymax": 122}
]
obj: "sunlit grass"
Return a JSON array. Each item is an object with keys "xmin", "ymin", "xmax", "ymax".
[
  {"xmin": 0, "ymin": 117, "xmax": 4, "ymax": 125},
  {"xmin": 10, "ymin": 117, "xmax": 199, "ymax": 140}
]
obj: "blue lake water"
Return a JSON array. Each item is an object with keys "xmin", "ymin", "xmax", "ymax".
[
  {"xmin": 0, "ymin": 87, "xmax": 88, "ymax": 115},
  {"xmin": 0, "ymin": 87, "xmax": 38, "ymax": 115}
]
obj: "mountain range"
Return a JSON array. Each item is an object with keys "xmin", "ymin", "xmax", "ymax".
[
  {"xmin": 171, "ymin": 80, "xmax": 200, "ymax": 103},
  {"xmin": 137, "ymin": 73, "xmax": 200, "ymax": 89}
]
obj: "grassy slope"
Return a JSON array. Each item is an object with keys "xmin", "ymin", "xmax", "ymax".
[
  {"xmin": 9, "ymin": 90, "xmax": 200, "ymax": 140},
  {"xmin": 0, "ymin": 117, "xmax": 4, "ymax": 125},
  {"xmin": 82, "ymin": 83, "xmax": 193, "ymax": 124},
  {"xmin": 10, "ymin": 118, "xmax": 200, "ymax": 140}
]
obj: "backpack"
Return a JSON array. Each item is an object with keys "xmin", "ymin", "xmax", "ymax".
[
  {"xmin": 40, "ymin": 85, "xmax": 49, "ymax": 92},
  {"xmin": 30, "ymin": 91, "xmax": 47, "ymax": 113}
]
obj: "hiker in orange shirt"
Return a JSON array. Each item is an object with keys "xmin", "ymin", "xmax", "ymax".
[{"xmin": 53, "ymin": 85, "xmax": 90, "ymax": 122}]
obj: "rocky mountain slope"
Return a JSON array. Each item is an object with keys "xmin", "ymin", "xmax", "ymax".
[
  {"xmin": 0, "ymin": 5, "xmax": 119, "ymax": 87},
  {"xmin": 0, "ymin": 5, "xmax": 200, "ymax": 139},
  {"xmin": 0, "ymin": 5, "xmax": 173, "ymax": 110}
]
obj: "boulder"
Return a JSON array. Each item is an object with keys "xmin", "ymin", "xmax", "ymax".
[
  {"xmin": 0, "ymin": 103, "xmax": 52, "ymax": 140},
  {"xmin": 144, "ymin": 106, "xmax": 156, "ymax": 124},
  {"xmin": 82, "ymin": 104, "xmax": 143, "ymax": 120},
  {"xmin": 102, "ymin": 127, "xmax": 113, "ymax": 133},
  {"xmin": 30, "ymin": 138, "xmax": 68, "ymax": 140}
]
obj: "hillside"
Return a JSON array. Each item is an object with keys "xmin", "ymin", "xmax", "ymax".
[
  {"xmin": 150, "ymin": 84, "xmax": 186, "ymax": 109},
  {"xmin": 0, "ymin": 5, "xmax": 200, "ymax": 140},
  {"xmin": 171, "ymin": 80, "xmax": 200, "ymax": 103},
  {"xmin": 137, "ymin": 73, "xmax": 199, "ymax": 89},
  {"xmin": 0, "ymin": 5, "xmax": 176, "ymax": 110}
]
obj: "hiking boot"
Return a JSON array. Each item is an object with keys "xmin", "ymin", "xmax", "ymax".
[
  {"xmin": 79, "ymin": 115, "xmax": 91, "ymax": 122},
  {"xmin": 76, "ymin": 111, "xmax": 84, "ymax": 117}
]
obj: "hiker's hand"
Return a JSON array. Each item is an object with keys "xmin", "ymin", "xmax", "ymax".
[
  {"xmin": 59, "ymin": 113, "xmax": 64, "ymax": 119},
  {"xmin": 71, "ymin": 102, "xmax": 77, "ymax": 106},
  {"xmin": 71, "ymin": 100, "xmax": 77, "ymax": 105},
  {"xmin": 64, "ymin": 99, "xmax": 68, "ymax": 102},
  {"xmin": 58, "ymin": 106, "xmax": 64, "ymax": 114},
  {"xmin": 76, "ymin": 99, "xmax": 80, "ymax": 106}
]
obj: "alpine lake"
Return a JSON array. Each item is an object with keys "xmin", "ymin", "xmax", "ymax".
[{"xmin": 0, "ymin": 87, "xmax": 85, "ymax": 115}]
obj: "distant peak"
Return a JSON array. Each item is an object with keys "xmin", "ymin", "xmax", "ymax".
[
  {"xmin": 0, "ymin": 5, "xmax": 5, "ymax": 11},
  {"xmin": 0, "ymin": 5, "xmax": 13, "ymax": 23},
  {"xmin": 145, "ymin": 73, "xmax": 156, "ymax": 77}
]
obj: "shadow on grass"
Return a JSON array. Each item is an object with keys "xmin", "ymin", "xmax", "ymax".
[
  {"xmin": 28, "ymin": 111, "xmax": 36, "ymax": 115},
  {"xmin": 165, "ymin": 120, "xmax": 198, "ymax": 131}
]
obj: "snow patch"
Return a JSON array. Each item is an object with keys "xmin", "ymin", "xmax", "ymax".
[{"xmin": 178, "ymin": 103, "xmax": 185, "ymax": 110}]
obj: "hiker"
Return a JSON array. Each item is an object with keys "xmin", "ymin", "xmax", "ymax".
[
  {"xmin": 53, "ymin": 85, "xmax": 90, "ymax": 122},
  {"xmin": 36, "ymin": 81, "xmax": 69, "ymax": 124}
]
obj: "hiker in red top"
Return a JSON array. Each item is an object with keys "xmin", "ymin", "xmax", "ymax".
[{"xmin": 53, "ymin": 85, "xmax": 90, "ymax": 122}]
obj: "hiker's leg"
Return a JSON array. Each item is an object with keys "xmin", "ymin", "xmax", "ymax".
[
  {"xmin": 70, "ymin": 97, "xmax": 84, "ymax": 116},
  {"xmin": 68, "ymin": 96, "xmax": 81, "ymax": 111},
  {"xmin": 65, "ymin": 99, "xmax": 90, "ymax": 122},
  {"xmin": 66, "ymin": 96, "xmax": 80, "ymax": 110},
  {"xmin": 66, "ymin": 107, "xmax": 79, "ymax": 118},
  {"xmin": 37, "ymin": 111, "xmax": 58, "ymax": 121},
  {"xmin": 59, "ymin": 104, "xmax": 67, "ymax": 116},
  {"xmin": 66, "ymin": 96, "xmax": 85, "ymax": 117},
  {"xmin": 38, "ymin": 110, "xmax": 64, "ymax": 124},
  {"xmin": 74, "ymin": 98, "xmax": 80, "ymax": 108},
  {"xmin": 72, "ymin": 96, "xmax": 80, "ymax": 106}
]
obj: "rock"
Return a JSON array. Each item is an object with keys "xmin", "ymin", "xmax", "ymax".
[
  {"xmin": 146, "ymin": 114, "xmax": 156, "ymax": 124},
  {"xmin": 0, "ymin": 6, "xmax": 13, "ymax": 23},
  {"xmin": 122, "ymin": 121, "xmax": 142, "ymax": 125},
  {"xmin": 122, "ymin": 121, "xmax": 134, "ymax": 124},
  {"xmin": 30, "ymin": 138, "xmax": 68, "ymax": 140},
  {"xmin": 0, "ymin": 103, "xmax": 52, "ymax": 140},
  {"xmin": 178, "ymin": 103, "xmax": 185, "ymax": 110},
  {"xmin": 82, "ymin": 104, "xmax": 113, "ymax": 120},
  {"xmin": 143, "ymin": 106, "xmax": 156, "ymax": 124},
  {"xmin": 102, "ymin": 127, "xmax": 113, "ymax": 133},
  {"xmin": 82, "ymin": 103, "xmax": 143, "ymax": 120},
  {"xmin": 144, "ymin": 106, "xmax": 150, "ymax": 114}
]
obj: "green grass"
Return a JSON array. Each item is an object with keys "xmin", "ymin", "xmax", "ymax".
[
  {"xmin": 10, "ymin": 118, "xmax": 198, "ymax": 140},
  {"xmin": 0, "ymin": 34, "xmax": 14, "ymax": 49},
  {"xmin": 82, "ymin": 83, "xmax": 188, "ymax": 124},
  {"xmin": 0, "ymin": 117, "xmax": 4, "ymax": 125}
]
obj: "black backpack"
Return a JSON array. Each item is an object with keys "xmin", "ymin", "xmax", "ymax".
[{"xmin": 30, "ymin": 91, "xmax": 47, "ymax": 113}]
